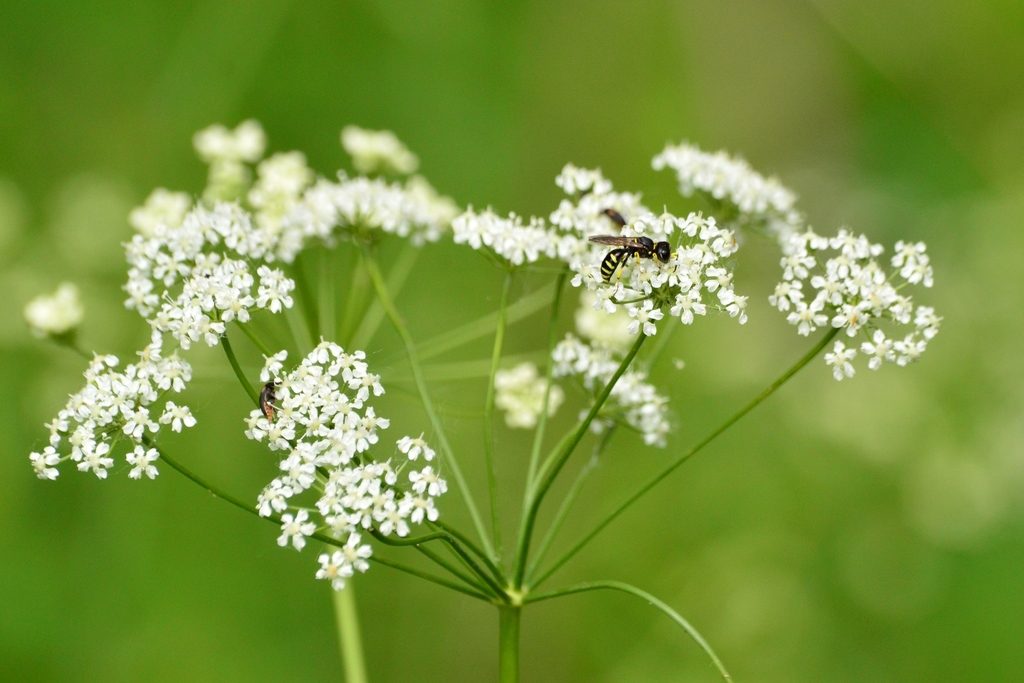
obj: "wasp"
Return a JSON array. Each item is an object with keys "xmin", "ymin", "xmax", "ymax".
[
  {"xmin": 589, "ymin": 209, "xmax": 671, "ymax": 282},
  {"xmin": 259, "ymin": 381, "xmax": 278, "ymax": 421}
]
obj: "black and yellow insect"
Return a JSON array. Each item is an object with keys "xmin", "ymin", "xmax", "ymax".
[
  {"xmin": 259, "ymin": 381, "xmax": 278, "ymax": 420},
  {"xmin": 589, "ymin": 209, "xmax": 672, "ymax": 282}
]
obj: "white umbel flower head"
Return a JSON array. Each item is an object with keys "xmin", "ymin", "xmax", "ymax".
[
  {"xmin": 494, "ymin": 362, "xmax": 564, "ymax": 429},
  {"xmin": 552, "ymin": 334, "xmax": 670, "ymax": 447},
  {"xmin": 247, "ymin": 341, "xmax": 446, "ymax": 589},
  {"xmin": 653, "ymin": 141, "xmax": 802, "ymax": 242},
  {"xmin": 29, "ymin": 336, "xmax": 194, "ymax": 480},
  {"xmin": 24, "ymin": 283, "xmax": 84, "ymax": 338},
  {"xmin": 772, "ymin": 227, "xmax": 940, "ymax": 379},
  {"xmin": 341, "ymin": 126, "xmax": 419, "ymax": 175}
]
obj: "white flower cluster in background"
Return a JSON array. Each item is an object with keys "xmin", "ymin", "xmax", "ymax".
[
  {"xmin": 574, "ymin": 291, "xmax": 636, "ymax": 352},
  {"xmin": 28, "ymin": 337, "xmax": 194, "ymax": 481},
  {"xmin": 494, "ymin": 362, "xmax": 564, "ymax": 428},
  {"xmin": 244, "ymin": 342, "xmax": 446, "ymax": 590},
  {"xmin": 653, "ymin": 141, "xmax": 802, "ymax": 241},
  {"xmin": 341, "ymin": 125, "xmax": 419, "ymax": 176},
  {"xmin": 552, "ymin": 334, "xmax": 670, "ymax": 447},
  {"xmin": 124, "ymin": 122, "xmax": 460, "ymax": 345},
  {"xmin": 452, "ymin": 208, "xmax": 563, "ymax": 265},
  {"xmin": 297, "ymin": 173, "xmax": 458, "ymax": 248},
  {"xmin": 24, "ymin": 282, "xmax": 84, "ymax": 338},
  {"xmin": 772, "ymin": 229, "xmax": 940, "ymax": 380},
  {"xmin": 194, "ymin": 119, "xmax": 267, "ymax": 202}
]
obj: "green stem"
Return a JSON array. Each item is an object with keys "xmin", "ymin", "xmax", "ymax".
[
  {"xmin": 318, "ymin": 247, "xmax": 336, "ymax": 340},
  {"xmin": 431, "ymin": 520, "xmax": 507, "ymax": 586},
  {"xmin": 220, "ymin": 334, "xmax": 259, "ymax": 406},
  {"xmin": 526, "ymin": 270, "xmax": 568, "ymax": 486},
  {"xmin": 332, "ymin": 584, "xmax": 368, "ymax": 683},
  {"xmin": 526, "ymin": 427, "xmax": 614, "ymax": 582},
  {"xmin": 351, "ymin": 243, "xmax": 419, "ymax": 350},
  {"xmin": 370, "ymin": 529, "xmax": 506, "ymax": 599},
  {"xmin": 362, "ymin": 247, "xmax": 498, "ymax": 564},
  {"xmin": 525, "ymin": 580, "xmax": 731, "ymax": 682},
  {"xmin": 371, "ymin": 555, "xmax": 490, "ymax": 601},
  {"xmin": 151, "ymin": 442, "xmax": 491, "ymax": 601},
  {"xmin": 498, "ymin": 606, "xmax": 521, "ymax": 683},
  {"xmin": 292, "ymin": 251, "xmax": 320, "ymax": 343},
  {"xmin": 483, "ymin": 271, "xmax": 514, "ymax": 559},
  {"xmin": 532, "ymin": 327, "xmax": 839, "ymax": 587},
  {"xmin": 235, "ymin": 321, "xmax": 274, "ymax": 357},
  {"xmin": 338, "ymin": 254, "xmax": 370, "ymax": 346},
  {"xmin": 513, "ymin": 334, "xmax": 647, "ymax": 588},
  {"xmin": 382, "ymin": 280, "xmax": 557, "ymax": 366}
]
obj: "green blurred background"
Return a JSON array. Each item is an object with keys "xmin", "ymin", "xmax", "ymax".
[{"xmin": 2, "ymin": 1, "xmax": 1022, "ymax": 681}]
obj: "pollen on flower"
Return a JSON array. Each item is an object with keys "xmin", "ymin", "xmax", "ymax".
[
  {"xmin": 247, "ymin": 341, "xmax": 446, "ymax": 587},
  {"xmin": 494, "ymin": 362, "xmax": 564, "ymax": 429}
]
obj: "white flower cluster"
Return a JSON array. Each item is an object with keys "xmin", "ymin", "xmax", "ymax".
[
  {"xmin": 296, "ymin": 174, "xmax": 458, "ymax": 247},
  {"xmin": 341, "ymin": 125, "xmax": 419, "ymax": 176},
  {"xmin": 494, "ymin": 362, "xmax": 564, "ymax": 429},
  {"xmin": 568, "ymin": 207, "xmax": 748, "ymax": 334},
  {"xmin": 124, "ymin": 123, "xmax": 459, "ymax": 346},
  {"xmin": 244, "ymin": 341, "xmax": 447, "ymax": 591},
  {"xmin": 653, "ymin": 141, "xmax": 802, "ymax": 241},
  {"xmin": 193, "ymin": 120, "xmax": 267, "ymax": 202},
  {"xmin": 574, "ymin": 291, "xmax": 636, "ymax": 352},
  {"xmin": 124, "ymin": 202, "xmax": 297, "ymax": 349},
  {"xmin": 771, "ymin": 229, "xmax": 940, "ymax": 380},
  {"xmin": 448, "ymin": 164, "xmax": 747, "ymax": 336},
  {"xmin": 552, "ymin": 334, "xmax": 670, "ymax": 447},
  {"xmin": 28, "ymin": 337, "xmax": 194, "ymax": 481},
  {"xmin": 24, "ymin": 282, "xmax": 84, "ymax": 338},
  {"xmin": 452, "ymin": 208, "xmax": 563, "ymax": 265}
]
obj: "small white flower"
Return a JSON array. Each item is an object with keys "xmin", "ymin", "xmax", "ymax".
[
  {"xmin": 278, "ymin": 510, "xmax": 316, "ymax": 551},
  {"xmin": 341, "ymin": 126, "xmax": 419, "ymax": 175},
  {"xmin": 824, "ymin": 341, "xmax": 857, "ymax": 381},
  {"xmin": 397, "ymin": 434, "xmax": 435, "ymax": 461},
  {"xmin": 29, "ymin": 446, "xmax": 61, "ymax": 480},
  {"xmin": 24, "ymin": 283, "xmax": 84, "ymax": 338},
  {"xmin": 494, "ymin": 362, "xmax": 564, "ymax": 429},
  {"xmin": 126, "ymin": 445, "xmax": 160, "ymax": 480},
  {"xmin": 160, "ymin": 402, "xmax": 196, "ymax": 433},
  {"xmin": 627, "ymin": 300, "xmax": 664, "ymax": 337}
]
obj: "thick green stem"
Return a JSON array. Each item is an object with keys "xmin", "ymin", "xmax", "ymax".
[
  {"xmin": 526, "ymin": 270, "xmax": 568, "ymax": 485},
  {"xmin": 526, "ymin": 427, "xmax": 614, "ymax": 582},
  {"xmin": 533, "ymin": 327, "xmax": 840, "ymax": 587},
  {"xmin": 525, "ymin": 580, "xmax": 731, "ymax": 682},
  {"xmin": 513, "ymin": 334, "xmax": 647, "ymax": 588},
  {"xmin": 498, "ymin": 606, "xmax": 521, "ymax": 683},
  {"xmin": 483, "ymin": 271, "xmax": 514, "ymax": 559},
  {"xmin": 332, "ymin": 584, "xmax": 368, "ymax": 683},
  {"xmin": 220, "ymin": 334, "xmax": 259, "ymax": 406},
  {"xmin": 362, "ymin": 247, "xmax": 498, "ymax": 563}
]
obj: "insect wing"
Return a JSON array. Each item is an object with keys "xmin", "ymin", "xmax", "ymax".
[{"xmin": 588, "ymin": 235, "xmax": 636, "ymax": 247}]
